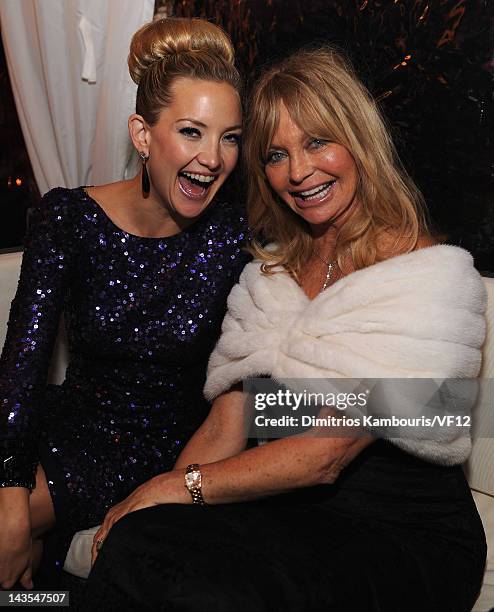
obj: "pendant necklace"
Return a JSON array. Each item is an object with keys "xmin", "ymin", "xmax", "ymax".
[{"xmin": 315, "ymin": 253, "xmax": 337, "ymax": 292}]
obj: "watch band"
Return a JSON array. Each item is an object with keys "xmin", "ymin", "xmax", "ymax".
[{"xmin": 184, "ymin": 463, "xmax": 206, "ymax": 505}]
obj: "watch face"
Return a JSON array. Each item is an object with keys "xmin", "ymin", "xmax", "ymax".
[{"xmin": 185, "ymin": 471, "xmax": 201, "ymax": 489}]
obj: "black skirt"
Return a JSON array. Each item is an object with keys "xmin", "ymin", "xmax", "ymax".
[{"xmin": 82, "ymin": 441, "xmax": 486, "ymax": 612}]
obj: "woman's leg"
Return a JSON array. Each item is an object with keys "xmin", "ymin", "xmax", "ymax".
[
  {"xmin": 84, "ymin": 504, "xmax": 294, "ymax": 612},
  {"xmin": 83, "ymin": 497, "xmax": 481, "ymax": 612},
  {"xmin": 82, "ymin": 501, "xmax": 385, "ymax": 612},
  {"xmin": 29, "ymin": 465, "xmax": 56, "ymax": 572}
]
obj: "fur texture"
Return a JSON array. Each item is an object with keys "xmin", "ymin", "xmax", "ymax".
[{"xmin": 204, "ymin": 245, "xmax": 487, "ymax": 465}]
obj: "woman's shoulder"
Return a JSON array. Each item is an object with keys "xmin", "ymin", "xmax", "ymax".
[
  {"xmin": 206, "ymin": 198, "xmax": 249, "ymax": 241},
  {"xmin": 373, "ymin": 231, "xmax": 480, "ymax": 276},
  {"xmin": 376, "ymin": 230, "xmax": 475, "ymax": 272},
  {"xmin": 39, "ymin": 185, "xmax": 88, "ymax": 207},
  {"xmin": 414, "ymin": 235, "xmax": 437, "ymax": 250},
  {"xmin": 376, "ymin": 231, "xmax": 437, "ymax": 259},
  {"xmin": 27, "ymin": 186, "xmax": 105, "ymax": 248},
  {"xmin": 35, "ymin": 186, "xmax": 90, "ymax": 222}
]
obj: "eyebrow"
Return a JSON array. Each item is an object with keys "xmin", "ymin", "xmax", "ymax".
[{"xmin": 176, "ymin": 118, "xmax": 242, "ymax": 131}]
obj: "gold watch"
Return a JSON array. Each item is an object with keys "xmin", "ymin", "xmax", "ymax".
[{"xmin": 184, "ymin": 464, "xmax": 206, "ymax": 505}]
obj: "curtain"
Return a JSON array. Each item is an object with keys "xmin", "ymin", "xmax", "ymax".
[{"xmin": 0, "ymin": 0, "xmax": 154, "ymax": 195}]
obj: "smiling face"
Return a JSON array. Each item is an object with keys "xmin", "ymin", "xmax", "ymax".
[
  {"xmin": 264, "ymin": 104, "xmax": 359, "ymax": 231},
  {"xmin": 143, "ymin": 77, "xmax": 242, "ymax": 218}
]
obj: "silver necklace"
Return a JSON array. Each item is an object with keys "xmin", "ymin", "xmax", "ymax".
[{"xmin": 315, "ymin": 252, "xmax": 337, "ymax": 292}]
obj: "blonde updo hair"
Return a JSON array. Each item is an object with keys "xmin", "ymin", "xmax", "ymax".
[
  {"xmin": 128, "ymin": 17, "xmax": 241, "ymax": 125},
  {"xmin": 245, "ymin": 46, "xmax": 430, "ymax": 278}
]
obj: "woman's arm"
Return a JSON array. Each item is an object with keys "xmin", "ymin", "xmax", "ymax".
[
  {"xmin": 176, "ymin": 387, "xmax": 372, "ymax": 501},
  {"xmin": 0, "ymin": 488, "xmax": 32, "ymax": 589},
  {"xmin": 0, "ymin": 190, "xmax": 74, "ymax": 587},
  {"xmin": 0, "ymin": 191, "xmax": 73, "ymax": 489},
  {"xmin": 93, "ymin": 389, "xmax": 373, "ymax": 560},
  {"xmin": 174, "ymin": 434, "xmax": 372, "ymax": 505},
  {"xmin": 169, "ymin": 412, "xmax": 371, "ymax": 504},
  {"xmin": 174, "ymin": 384, "xmax": 249, "ymax": 469}
]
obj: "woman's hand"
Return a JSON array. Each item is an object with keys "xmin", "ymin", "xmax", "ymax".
[
  {"xmin": 91, "ymin": 472, "xmax": 186, "ymax": 566},
  {"xmin": 90, "ymin": 392, "xmax": 374, "ymax": 566},
  {"xmin": 0, "ymin": 488, "xmax": 33, "ymax": 590}
]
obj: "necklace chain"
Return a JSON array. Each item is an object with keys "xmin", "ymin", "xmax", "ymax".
[{"xmin": 315, "ymin": 252, "xmax": 337, "ymax": 292}]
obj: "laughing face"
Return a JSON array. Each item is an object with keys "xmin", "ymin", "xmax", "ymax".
[
  {"xmin": 145, "ymin": 77, "xmax": 242, "ymax": 219},
  {"xmin": 264, "ymin": 103, "xmax": 359, "ymax": 231}
]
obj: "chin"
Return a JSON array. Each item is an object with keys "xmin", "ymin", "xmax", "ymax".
[
  {"xmin": 295, "ymin": 208, "xmax": 338, "ymax": 227},
  {"xmin": 294, "ymin": 198, "xmax": 357, "ymax": 230},
  {"xmin": 170, "ymin": 183, "xmax": 221, "ymax": 218}
]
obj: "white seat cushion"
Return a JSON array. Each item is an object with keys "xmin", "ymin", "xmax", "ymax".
[{"xmin": 63, "ymin": 525, "xmax": 99, "ymax": 579}]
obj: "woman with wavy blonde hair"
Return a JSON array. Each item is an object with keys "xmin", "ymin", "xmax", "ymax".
[
  {"xmin": 246, "ymin": 46, "xmax": 430, "ymax": 279},
  {"xmin": 85, "ymin": 46, "xmax": 486, "ymax": 611}
]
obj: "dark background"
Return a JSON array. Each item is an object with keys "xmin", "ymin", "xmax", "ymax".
[
  {"xmin": 1, "ymin": 0, "xmax": 493, "ymax": 271},
  {"xmin": 0, "ymin": 26, "xmax": 40, "ymax": 250}
]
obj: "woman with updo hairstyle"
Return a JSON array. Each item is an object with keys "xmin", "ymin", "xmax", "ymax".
[
  {"xmin": 0, "ymin": 17, "xmax": 247, "ymax": 587},
  {"xmin": 84, "ymin": 47, "xmax": 485, "ymax": 611}
]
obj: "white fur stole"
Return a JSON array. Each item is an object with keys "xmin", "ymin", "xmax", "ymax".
[{"xmin": 204, "ymin": 245, "xmax": 487, "ymax": 465}]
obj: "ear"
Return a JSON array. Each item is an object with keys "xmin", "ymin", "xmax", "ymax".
[{"xmin": 128, "ymin": 114, "xmax": 150, "ymax": 155}]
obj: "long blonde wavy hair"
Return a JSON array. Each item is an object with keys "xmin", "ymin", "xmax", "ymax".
[{"xmin": 244, "ymin": 46, "xmax": 430, "ymax": 278}]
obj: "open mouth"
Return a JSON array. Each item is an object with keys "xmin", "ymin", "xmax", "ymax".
[
  {"xmin": 178, "ymin": 171, "xmax": 217, "ymax": 200},
  {"xmin": 291, "ymin": 180, "xmax": 337, "ymax": 202}
]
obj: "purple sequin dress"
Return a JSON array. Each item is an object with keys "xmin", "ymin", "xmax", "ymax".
[{"xmin": 0, "ymin": 187, "xmax": 249, "ymax": 541}]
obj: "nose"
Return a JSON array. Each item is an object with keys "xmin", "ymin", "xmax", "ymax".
[
  {"xmin": 197, "ymin": 140, "xmax": 222, "ymax": 172},
  {"xmin": 289, "ymin": 152, "xmax": 313, "ymax": 185}
]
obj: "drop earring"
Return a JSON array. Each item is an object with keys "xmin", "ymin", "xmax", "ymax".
[{"xmin": 139, "ymin": 152, "xmax": 150, "ymax": 195}]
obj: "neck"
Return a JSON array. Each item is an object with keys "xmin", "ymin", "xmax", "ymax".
[
  {"xmin": 127, "ymin": 174, "xmax": 193, "ymax": 238},
  {"xmin": 311, "ymin": 224, "xmax": 338, "ymax": 261},
  {"xmin": 309, "ymin": 196, "xmax": 359, "ymax": 253}
]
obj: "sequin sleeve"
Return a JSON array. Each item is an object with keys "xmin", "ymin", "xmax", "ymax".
[{"xmin": 0, "ymin": 189, "xmax": 74, "ymax": 489}]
